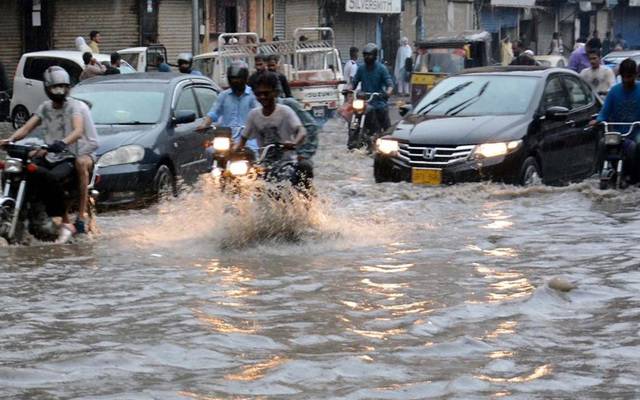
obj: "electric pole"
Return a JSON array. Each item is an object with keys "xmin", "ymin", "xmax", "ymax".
[
  {"xmin": 192, "ymin": 0, "xmax": 199, "ymax": 55},
  {"xmin": 416, "ymin": 0, "xmax": 425, "ymax": 41}
]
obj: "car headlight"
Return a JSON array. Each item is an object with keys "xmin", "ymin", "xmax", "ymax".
[
  {"xmin": 473, "ymin": 140, "xmax": 522, "ymax": 159},
  {"xmin": 228, "ymin": 160, "xmax": 250, "ymax": 176},
  {"xmin": 213, "ymin": 137, "xmax": 231, "ymax": 152},
  {"xmin": 352, "ymin": 99, "xmax": 365, "ymax": 111},
  {"xmin": 97, "ymin": 145, "xmax": 145, "ymax": 167},
  {"xmin": 376, "ymin": 138, "xmax": 399, "ymax": 155}
]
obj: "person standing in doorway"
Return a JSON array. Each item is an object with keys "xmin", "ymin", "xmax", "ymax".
[
  {"xmin": 394, "ymin": 37, "xmax": 413, "ymax": 96},
  {"xmin": 89, "ymin": 31, "xmax": 101, "ymax": 54},
  {"xmin": 501, "ymin": 36, "xmax": 514, "ymax": 66},
  {"xmin": 344, "ymin": 47, "xmax": 359, "ymax": 88},
  {"xmin": 548, "ymin": 32, "xmax": 564, "ymax": 55}
]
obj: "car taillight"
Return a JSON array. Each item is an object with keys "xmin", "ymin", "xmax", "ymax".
[{"xmin": 0, "ymin": 161, "xmax": 5, "ymax": 170}]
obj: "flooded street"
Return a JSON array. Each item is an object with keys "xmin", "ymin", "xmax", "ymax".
[{"xmin": 2, "ymin": 119, "xmax": 640, "ymax": 399}]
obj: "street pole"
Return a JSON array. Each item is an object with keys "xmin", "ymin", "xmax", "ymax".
[
  {"xmin": 192, "ymin": 0, "xmax": 199, "ymax": 55},
  {"xmin": 416, "ymin": 0, "xmax": 425, "ymax": 41}
]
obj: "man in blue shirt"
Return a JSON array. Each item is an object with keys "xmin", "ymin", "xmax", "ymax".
[
  {"xmin": 196, "ymin": 61, "xmax": 258, "ymax": 152},
  {"xmin": 349, "ymin": 43, "xmax": 394, "ymax": 150},
  {"xmin": 594, "ymin": 58, "xmax": 640, "ymax": 181}
]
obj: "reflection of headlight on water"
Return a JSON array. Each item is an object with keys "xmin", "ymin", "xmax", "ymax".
[
  {"xmin": 211, "ymin": 167, "xmax": 222, "ymax": 178},
  {"xmin": 376, "ymin": 138, "xmax": 399, "ymax": 155},
  {"xmin": 352, "ymin": 99, "xmax": 365, "ymax": 111},
  {"xmin": 228, "ymin": 160, "xmax": 249, "ymax": 176},
  {"xmin": 213, "ymin": 137, "xmax": 231, "ymax": 152},
  {"xmin": 473, "ymin": 140, "xmax": 521, "ymax": 159}
]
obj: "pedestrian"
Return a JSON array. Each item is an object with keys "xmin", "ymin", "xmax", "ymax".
[
  {"xmin": 104, "ymin": 52, "xmax": 122, "ymax": 75},
  {"xmin": 600, "ymin": 32, "xmax": 612, "ymax": 56},
  {"xmin": 548, "ymin": 32, "xmax": 564, "ymax": 55},
  {"xmin": 501, "ymin": 36, "xmax": 514, "ymax": 66},
  {"xmin": 394, "ymin": 37, "xmax": 413, "ymax": 96},
  {"xmin": 89, "ymin": 31, "xmax": 101, "ymax": 54},
  {"xmin": 248, "ymin": 54, "xmax": 267, "ymax": 91},
  {"xmin": 590, "ymin": 30, "xmax": 602, "ymax": 51},
  {"xmin": 266, "ymin": 54, "xmax": 292, "ymax": 98},
  {"xmin": 344, "ymin": 47, "xmax": 359, "ymax": 88},
  {"xmin": 569, "ymin": 38, "xmax": 597, "ymax": 73},
  {"xmin": 75, "ymin": 37, "xmax": 92, "ymax": 53},
  {"xmin": 614, "ymin": 33, "xmax": 627, "ymax": 50},
  {"xmin": 156, "ymin": 55, "xmax": 171, "ymax": 72},
  {"xmin": 580, "ymin": 49, "xmax": 615, "ymax": 95},
  {"xmin": 79, "ymin": 52, "xmax": 106, "ymax": 81},
  {"xmin": 414, "ymin": 45, "xmax": 429, "ymax": 72}
]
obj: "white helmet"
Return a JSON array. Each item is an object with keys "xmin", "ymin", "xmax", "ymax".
[
  {"xmin": 177, "ymin": 52, "xmax": 193, "ymax": 65},
  {"xmin": 43, "ymin": 66, "xmax": 71, "ymax": 88}
]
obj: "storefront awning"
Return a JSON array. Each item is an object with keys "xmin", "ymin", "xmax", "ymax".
[
  {"xmin": 345, "ymin": 0, "xmax": 401, "ymax": 14},
  {"xmin": 490, "ymin": 0, "xmax": 536, "ymax": 7}
]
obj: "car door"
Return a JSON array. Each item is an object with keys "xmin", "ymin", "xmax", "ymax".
[
  {"xmin": 192, "ymin": 85, "xmax": 220, "ymax": 173},
  {"xmin": 171, "ymin": 83, "xmax": 205, "ymax": 177},
  {"xmin": 538, "ymin": 74, "xmax": 572, "ymax": 182},
  {"xmin": 562, "ymin": 74, "xmax": 599, "ymax": 177}
]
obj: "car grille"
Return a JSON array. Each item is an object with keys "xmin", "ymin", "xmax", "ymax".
[{"xmin": 397, "ymin": 143, "xmax": 476, "ymax": 168}]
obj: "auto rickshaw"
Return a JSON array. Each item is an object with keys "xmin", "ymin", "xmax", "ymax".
[{"xmin": 411, "ymin": 31, "xmax": 492, "ymax": 105}]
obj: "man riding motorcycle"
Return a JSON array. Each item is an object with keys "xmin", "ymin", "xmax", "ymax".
[
  {"xmin": 348, "ymin": 43, "xmax": 394, "ymax": 150},
  {"xmin": 196, "ymin": 61, "xmax": 259, "ymax": 153},
  {"xmin": 592, "ymin": 58, "xmax": 640, "ymax": 183},
  {"xmin": 177, "ymin": 53, "xmax": 203, "ymax": 76},
  {"xmin": 1, "ymin": 66, "xmax": 98, "ymax": 239},
  {"xmin": 234, "ymin": 72, "xmax": 310, "ymax": 188}
]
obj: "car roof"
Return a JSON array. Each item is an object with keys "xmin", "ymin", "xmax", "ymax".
[
  {"xmin": 118, "ymin": 47, "xmax": 148, "ymax": 53},
  {"xmin": 604, "ymin": 51, "xmax": 640, "ymax": 58},
  {"xmin": 459, "ymin": 66, "xmax": 557, "ymax": 77},
  {"xmin": 74, "ymin": 72, "xmax": 220, "ymax": 89},
  {"xmin": 194, "ymin": 52, "xmax": 219, "ymax": 59},
  {"xmin": 21, "ymin": 50, "xmax": 111, "ymax": 64}
]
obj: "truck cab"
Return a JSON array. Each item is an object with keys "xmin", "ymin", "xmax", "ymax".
[{"xmin": 118, "ymin": 45, "xmax": 168, "ymax": 72}]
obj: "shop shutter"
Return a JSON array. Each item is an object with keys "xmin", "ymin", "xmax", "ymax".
[
  {"xmin": 615, "ymin": 6, "xmax": 640, "ymax": 49},
  {"xmin": 274, "ymin": 0, "xmax": 286, "ymax": 39},
  {"xmin": 52, "ymin": 0, "xmax": 139, "ymax": 53},
  {"xmin": 285, "ymin": 0, "xmax": 319, "ymax": 39},
  {"xmin": 333, "ymin": 12, "xmax": 377, "ymax": 66},
  {"xmin": 0, "ymin": 1, "xmax": 22, "ymax": 80},
  {"xmin": 158, "ymin": 0, "xmax": 193, "ymax": 65},
  {"xmin": 480, "ymin": 7, "xmax": 519, "ymax": 33}
]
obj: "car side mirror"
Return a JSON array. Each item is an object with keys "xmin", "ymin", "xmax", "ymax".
[
  {"xmin": 399, "ymin": 104, "xmax": 413, "ymax": 117},
  {"xmin": 173, "ymin": 110, "xmax": 196, "ymax": 125},
  {"xmin": 545, "ymin": 106, "xmax": 569, "ymax": 121}
]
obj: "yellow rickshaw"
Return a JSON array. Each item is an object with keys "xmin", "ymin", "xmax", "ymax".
[{"xmin": 411, "ymin": 31, "xmax": 492, "ymax": 105}]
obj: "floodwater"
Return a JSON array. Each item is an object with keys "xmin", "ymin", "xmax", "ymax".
[{"xmin": 2, "ymin": 119, "xmax": 640, "ymax": 399}]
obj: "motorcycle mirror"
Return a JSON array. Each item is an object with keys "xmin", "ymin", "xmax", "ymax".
[{"xmin": 399, "ymin": 104, "xmax": 413, "ymax": 118}]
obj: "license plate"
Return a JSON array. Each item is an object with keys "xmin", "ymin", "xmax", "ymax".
[
  {"xmin": 313, "ymin": 107, "xmax": 325, "ymax": 117},
  {"xmin": 412, "ymin": 168, "xmax": 442, "ymax": 185}
]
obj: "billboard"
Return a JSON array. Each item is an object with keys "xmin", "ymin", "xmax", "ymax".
[{"xmin": 346, "ymin": 0, "xmax": 401, "ymax": 14}]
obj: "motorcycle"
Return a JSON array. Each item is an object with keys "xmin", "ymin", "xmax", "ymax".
[
  {"xmin": 599, "ymin": 121, "xmax": 640, "ymax": 190},
  {"xmin": 0, "ymin": 143, "xmax": 99, "ymax": 244},
  {"xmin": 208, "ymin": 127, "xmax": 236, "ymax": 191},
  {"xmin": 344, "ymin": 91, "xmax": 386, "ymax": 152}
]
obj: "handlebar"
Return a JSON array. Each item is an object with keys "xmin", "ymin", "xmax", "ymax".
[{"xmin": 600, "ymin": 121, "xmax": 640, "ymax": 136}]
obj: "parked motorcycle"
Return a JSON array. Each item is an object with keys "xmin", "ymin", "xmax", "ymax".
[
  {"xmin": 599, "ymin": 121, "xmax": 640, "ymax": 190},
  {"xmin": 0, "ymin": 143, "xmax": 99, "ymax": 244},
  {"xmin": 344, "ymin": 91, "xmax": 386, "ymax": 151}
]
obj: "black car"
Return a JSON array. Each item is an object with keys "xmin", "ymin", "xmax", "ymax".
[
  {"xmin": 72, "ymin": 73, "xmax": 224, "ymax": 206},
  {"xmin": 375, "ymin": 67, "xmax": 602, "ymax": 185}
]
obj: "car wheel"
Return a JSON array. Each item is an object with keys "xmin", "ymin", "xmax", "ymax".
[
  {"xmin": 154, "ymin": 164, "xmax": 177, "ymax": 200},
  {"xmin": 519, "ymin": 156, "xmax": 542, "ymax": 186},
  {"xmin": 12, "ymin": 106, "xmax": 29, "ymax": 129},
  {"xmin": 374, "ymin": 159, "xmax": 392, "ymax": 183}
]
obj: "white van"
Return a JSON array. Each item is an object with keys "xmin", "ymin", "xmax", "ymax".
[{"xmin": 10, "ymin": 50, "xmax": 135, "ymax": 128}]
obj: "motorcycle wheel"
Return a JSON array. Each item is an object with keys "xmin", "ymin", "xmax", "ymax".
[{"xmin": 599, "ymin": 179, "xmax": 609, "ymax": 190}]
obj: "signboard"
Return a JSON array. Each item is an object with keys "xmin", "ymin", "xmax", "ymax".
[
  {"xmin": 346, "ymin": 0, "xmax": 401, "ymax": 14},
  {"xmin": 490, "ymin": 0, "xmax": 535, "ymax": 7}
]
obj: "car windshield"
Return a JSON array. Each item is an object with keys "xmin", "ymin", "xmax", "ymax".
[
  {"xmin": 72, "ymin": 84, "xmax": 166, "ymax": 124},
  {"xmin": 414, "ymin": 75, "xmax": 538, "ymax": 117}
]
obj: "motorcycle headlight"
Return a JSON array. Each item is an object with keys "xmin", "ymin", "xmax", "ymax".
[
  {"xmin": 228, "ymin": 160, "xmax": 250, "ymax": 176},
  {"xmin": 376, "ymin": 138, "xmax": 399, "ymax": 155},
  {"xmin": 213, "ymin": 137, "xmax": 231, "ymax": 152},
  {"xmin": 4, "ymin": 158, "xmax": 22, "ymax": 174},
  {"xmin": 97, "ymin": 145, "xmax": 145, "ymax": 168},
  {"xmin": 352, "ymin": 99, "xmax": 365, "ymax": 111},
  {"xmin": 473, "ymin": 140, "xmax": 521, "ymax": 159}
]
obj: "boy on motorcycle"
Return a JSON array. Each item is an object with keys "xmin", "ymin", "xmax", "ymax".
[
  {"xmin": 234, "ymin": 72, "xmax": 310, "ymax": 188},
  {"xmin": 349, "ymin": 43, "xmax": 394, "ymax": 150},
  {"xmin": 196, "ymin": 61, "xmax": 259, "ymax": 153},
  {"xmin": 1, "ymin": 66, "xmax": 98, "ymax": 238},
  {"xmin": 592, "ymin": 58, "xmax": 640, "ymax": 182}
]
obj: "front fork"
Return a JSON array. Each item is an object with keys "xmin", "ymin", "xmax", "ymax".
[{"xmin": 8, "ymin": 180, "xmax": 26, "ymax": 240}]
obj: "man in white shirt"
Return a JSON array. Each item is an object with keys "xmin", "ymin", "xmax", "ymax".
[
  {"xmin": 580, "ymin": 49, "xmax": 615, "ymax": 95},
  {"xmin": 343, "ymin": 47, "xmax": 359, "ymax": 87}
]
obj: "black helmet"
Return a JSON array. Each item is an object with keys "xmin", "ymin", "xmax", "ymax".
[
  {"xmin": 362, "ymin": 43, "xmax": 379, "ymax": 58},
  {"xmin": 177, "ymin": 52, "xmax": 193, "ymax": 65},
  {"xmin": 227, "ymin": 60, "xmax": 249, "ymax": 80}
]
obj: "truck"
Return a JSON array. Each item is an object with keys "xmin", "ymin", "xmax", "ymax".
[
  {"xmin": 118, "ymin": 44, "xmax": 169, "ymax": 72},
  {"xmin": 192, "ymin": 28, "xmax": 345, "ymax": 122}
]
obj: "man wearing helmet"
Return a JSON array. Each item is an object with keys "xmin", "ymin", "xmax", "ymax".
[
  {"xmin": 2, "ymin": 66, "xmax": 99, "ymax": 238},
  {"xmin": 196, "ymin": 61, "xmax": 259, "ymax": 152},
  {"xmin": 177, "ymin": 53, "xmax": 203, "ymax": 76},
  {"xmin": 349, "ymin": 43, "xmax": 394, "ymax": 149}
]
